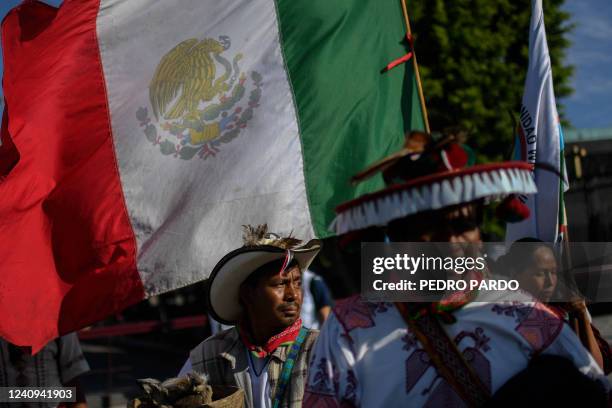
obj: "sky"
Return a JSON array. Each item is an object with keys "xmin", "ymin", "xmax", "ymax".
[
  {"xmin": 0, "ymin": 0, "xmax": 610, "ymax": 129},
  {"xmin": 561, "ymin": 0, "xmax": 612, "ymax": 129}
]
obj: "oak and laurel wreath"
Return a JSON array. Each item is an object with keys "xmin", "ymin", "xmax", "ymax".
[{"xmin": 136, "ymin": 71, "xmax": 263, "ymax": 160}]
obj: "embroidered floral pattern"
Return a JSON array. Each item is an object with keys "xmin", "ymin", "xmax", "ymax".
[
  {"xmin": 304, "ymin": 360, "xmax": 359, "ymax": 407},
  {"xmin": 403, "ymin": 328, "xmax": 428, "ymax": 395},
  {"xmin": 333, "ymin": 296, "xmax": 376, "ymax": 334},
  {"xmin": 491, "ymin": 302, "xmax": 532, "ymax": 323},
  {"xmin": 516, "ymin": 303, "xmax": 563, "ymax": 352},
  {"xmin": 367, "ymin": 302, "xmax": 392, "ymax": 316},
  {"xmin": 343, "ymin": 370, "xmax": 358, "ymax": 406},
  {"xmin": 332, "ymin": 363, "xmax": 341, "ymax": 395},
  {"xmin": 492, "ymin": 302, "xmax": 563, "ymax": 352},
  {"xmin": 307, "ymin": 358, "xmax": 335, "ymax": 395},
  {"xmin": 303, "ymin": 392, "xmax": 339, "ymax": 408},
  {"xmin": 455, "ymin": 327, "xmax": 491, "ymax": 352}
]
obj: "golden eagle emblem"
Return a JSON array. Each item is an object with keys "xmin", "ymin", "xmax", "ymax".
[{"xmin": 137, "ymin": 35, "xmax": 263, "ymax": 160}]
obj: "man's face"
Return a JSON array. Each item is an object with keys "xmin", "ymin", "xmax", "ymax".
[
  {"xmin": 516, "ymin": 246, "xmax": 558, "ymax": 302},
  {"xmin": 243, "ymin": 264, "xmax": 303, "ymax": 332}
]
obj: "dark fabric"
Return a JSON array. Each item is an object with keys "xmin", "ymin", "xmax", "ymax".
[
  {"xmin": 591, "ymin": 323, "xmax": 612, "ymax": 375},
  {"xmin": 487, "ymin": 355, "xmax": 608, "ymax": 407},
  {"xmin": 309, "ymin": 277, "xmax": 333, "ymax": 311}
]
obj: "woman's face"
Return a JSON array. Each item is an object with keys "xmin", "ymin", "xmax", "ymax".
[{"xmin": 516, "ymin": 246, "xmax": 558, "ymax": 302}]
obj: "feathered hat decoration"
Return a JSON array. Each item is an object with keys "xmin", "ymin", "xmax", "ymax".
[{"xmin": 241, "ymin": 224, "xmax": 302, "ymax": 249}]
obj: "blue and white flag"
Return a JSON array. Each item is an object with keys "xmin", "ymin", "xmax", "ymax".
[{"xmin": 506, "ymin": 0, "xmax": 568, "ymax": 244}]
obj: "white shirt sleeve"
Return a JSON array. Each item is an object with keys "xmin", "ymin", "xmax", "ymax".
[{"xmin": 178, "ymin": 358, "xmax": 193, "ymax": 377}]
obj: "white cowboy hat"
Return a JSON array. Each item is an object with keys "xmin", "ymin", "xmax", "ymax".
[{"xmin": 207, "ymin": 225, "xmax": 321, "ymax": 324}]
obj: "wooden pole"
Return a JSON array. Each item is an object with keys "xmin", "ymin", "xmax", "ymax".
[
  {"xmin": 557, "ymin": 168, "xmax": 605, "ymax": 368},
  {"xmin": 400, "ymin": 0, "xmax": 431, "ymax": 134}
]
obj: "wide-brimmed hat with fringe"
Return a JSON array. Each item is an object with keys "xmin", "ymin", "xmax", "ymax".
[
  {"xmin": 207, "ymin": 225, "xmax": 321, "ymax": 324},
  {"xmin": 331, "ymin": 131, "xmax": 537, "ymax": 235}
]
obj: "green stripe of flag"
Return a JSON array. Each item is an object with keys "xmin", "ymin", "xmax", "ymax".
[{"xmin": 275, "ymin": 0, "xmax": 425, "ymax": 237}]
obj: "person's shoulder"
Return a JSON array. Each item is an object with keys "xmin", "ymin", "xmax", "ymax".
[
  {"xmin": 465, "ymin": 288, "xmax": 560, "ymax": 321},
  {"xmin": 303, "ymin": 327, "xmax": 319, "ymax": 344},
  {"xmin": 205, "ymin": 326, "xmax": 238, "ymax": 343},
  {"xmin": 189, "ymin": 327, "xmax": 242, "ymax": 370},
  {"xmin": 294, "ymin": 327, "xmax": 319, "ymax": 357},
  {"xmin": 193, "ymin": 327, "xmax": 239, "ymax": 354},
  {"xmin": 302, "ymin": 326, "xmax": 319, "ymax": 335},
  {"xmin": 463, "ymin": 292, "xmax": 566, "ymax": 353}
]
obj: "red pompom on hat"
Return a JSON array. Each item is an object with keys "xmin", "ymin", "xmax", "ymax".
[{"xmin": 496, "ymin": 195, "xmax": 531, "ymax": 223}]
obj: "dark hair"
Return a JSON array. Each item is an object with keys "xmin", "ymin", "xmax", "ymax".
[
  {"xmin": 241, "ymin": 258, "xmax": 299, "ymax": 289},
  {"xmin": 497, "ymin": 238, "xmax": 557, "ymax": 276}
]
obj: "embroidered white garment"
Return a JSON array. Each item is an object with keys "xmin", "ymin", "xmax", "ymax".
[
  {"xmin": 300, "ymin": 270, "xmax": 317, "ymax": 329},
  {"xmin": 304, "ymin": 290, "xmax": 608, "ymax": 407}
]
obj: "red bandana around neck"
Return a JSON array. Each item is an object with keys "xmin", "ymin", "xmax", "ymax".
[{"xmin": 239, "ymin": 318, "xmax": 303, "ymax": 358}]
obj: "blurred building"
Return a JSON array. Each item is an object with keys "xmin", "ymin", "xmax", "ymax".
[{"xmin": 565, "ymin": 128, "xmax": 612, "ymax": 241}]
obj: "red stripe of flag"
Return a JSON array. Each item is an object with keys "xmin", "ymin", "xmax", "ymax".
[{"xmin": 0, "ymin": 0, "xmax": 144, "ymax": 352}]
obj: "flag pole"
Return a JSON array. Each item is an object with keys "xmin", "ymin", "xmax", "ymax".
[
  {"xmin": 557, "ymin": 155, "xmax": 604, "ymax": 367},
  {"xmin": 400, "ymin": 0, "xmax": 431, "ymax": 134}
]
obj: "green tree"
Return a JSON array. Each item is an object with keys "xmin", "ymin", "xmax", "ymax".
[{"xmin": 408, "ymin": 0, "xmax": 573, "ymax": 160}]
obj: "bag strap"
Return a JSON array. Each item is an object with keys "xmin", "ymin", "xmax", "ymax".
[
  {"xmin": 395, "ymin": 302, "xmax": 490, "ymax": 407},
  {"xmin": 271, "ymin": 327, "xmax": 308, "ymax": 408}
]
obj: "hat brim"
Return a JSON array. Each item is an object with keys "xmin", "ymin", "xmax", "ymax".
[
  {"xmin": 207, "ymin": 240, "xmax": 321, "ymax": 325},
  {"xmin": 332, "ymin": 162, "xmax": 537, "ymax": 235}
]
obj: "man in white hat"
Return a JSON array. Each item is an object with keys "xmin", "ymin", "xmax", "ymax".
[
  {"xmin": 304, "ymin": 131, "xmax": 610, "ymax": 407},
  {"xmin": 180, "ymin": 225, "xmax": 320, "ymax": 408}
]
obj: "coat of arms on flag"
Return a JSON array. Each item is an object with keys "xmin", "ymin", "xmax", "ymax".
[{"xmin": 136, "ymin": 36, "xmax": 263, "ymax": 160}]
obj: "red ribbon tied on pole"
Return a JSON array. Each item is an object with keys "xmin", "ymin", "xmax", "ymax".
[{"xmin": 382, "ymin": 33, "xmax": 414, "ymax": 73}]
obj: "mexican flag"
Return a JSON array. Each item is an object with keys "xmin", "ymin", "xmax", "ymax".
[
  {"xmin": 0, "ymin": 0, "xmax": 424, "ymax": 349},
  {"xmin": 505, "ymin": 0, "xmax": 568, "ymax": 245}
]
